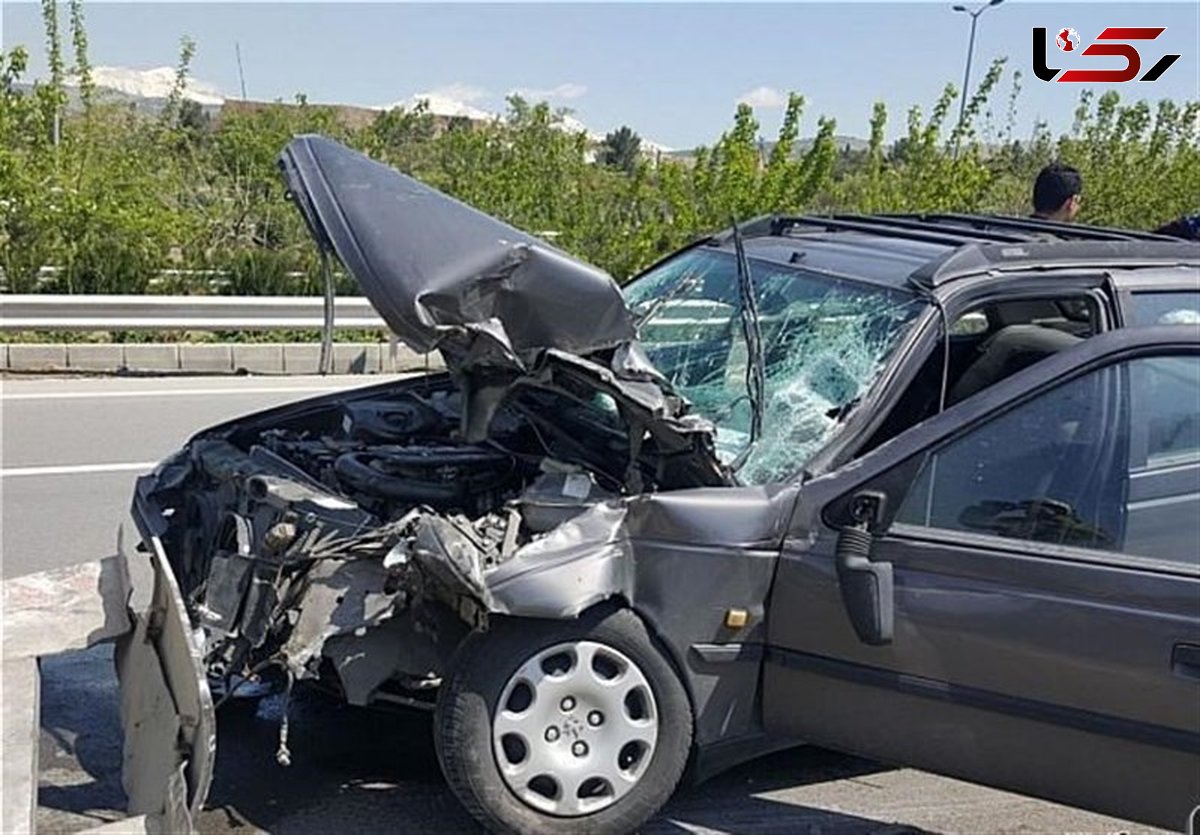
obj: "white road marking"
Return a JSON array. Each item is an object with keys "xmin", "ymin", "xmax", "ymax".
[
  {"xmin": 1, "ymin": 385, "xmax": 364, "ymax": 402},
  {"xmin": 0, "ymin": 462, "xmax": 158, "ymax": 478}
]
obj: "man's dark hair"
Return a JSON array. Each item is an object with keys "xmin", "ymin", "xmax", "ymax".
[{"xmin": 1032, "ymin": 163, "xmax": 1083, "ymax": 214}]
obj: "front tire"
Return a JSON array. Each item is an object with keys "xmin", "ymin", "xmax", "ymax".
[{"xmin": 435, "ymin": 607, "xmax": 693, "ymax": 835}]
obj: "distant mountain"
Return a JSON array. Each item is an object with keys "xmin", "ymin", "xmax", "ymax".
[
  {"xmin": 806, "ymin": 134, "xmax": 872, "ymax": 153},
  {"xmin": 377, "ymin": 91, "xmax": 496, "ymax": 122},
  {"xmin": 67, "ymin": 66, "xmax": 225, "ymax": 106},
  {"xmin": 19, "ymin": 66, "xmax": 680, "ymax": 154},
  {"xmin": 382, "ymin": 92, "xmax": 675, "ymax": 154},
  {"xmin": 13, "ymin": 68, "xmax": 225, "ymax": 119}
]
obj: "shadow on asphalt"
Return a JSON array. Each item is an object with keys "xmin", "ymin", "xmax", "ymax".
[
  {"xmin": 202, "ymin": 686, "xmax": 927, "ymax": 835},
  {"xmin": 37, "ymin": 654, "xmax": 929, "ymax": 834},
  {"xmin": 37, "ymin": 646, "xmax": 128, "ymax": 832},
  {"xmin": 203, "ymin": 686, "xmax": 476, "ymax": 834}
]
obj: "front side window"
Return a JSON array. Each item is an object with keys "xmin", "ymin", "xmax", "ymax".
[
  {"xmin": 624, "ymin": 248, "xmax": 925, "ymax": 484},
  {"xmin": 892, "ymin": 354, "xmax": 1200, "ymax": 566}
]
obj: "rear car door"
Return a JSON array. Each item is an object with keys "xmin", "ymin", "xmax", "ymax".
[{"xmin": 762, "ymin": 326, "xmax": 1200, "ymax": 830}]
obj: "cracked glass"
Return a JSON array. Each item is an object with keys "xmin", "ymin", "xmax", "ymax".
[{"xmin": 625, "ymin": 248, "xmax": 925, "ymax": 484}]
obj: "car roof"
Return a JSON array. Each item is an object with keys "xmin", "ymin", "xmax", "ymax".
[{"xmin": 696, "ymin": 213, "xmax": 1200, "ymax": 291}]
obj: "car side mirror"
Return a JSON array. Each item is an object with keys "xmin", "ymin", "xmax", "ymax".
[{"xmin": 835, "ymin": 491, "xmax": 894, "ymax": 646}]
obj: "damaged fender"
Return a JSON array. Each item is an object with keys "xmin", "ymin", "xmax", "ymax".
[{"xmin": 482, "ymin": 502, "xmax": 633, "ymax": 619}]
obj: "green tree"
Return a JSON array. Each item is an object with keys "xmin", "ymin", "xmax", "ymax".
[
  {"xmin": 599, "ymin": 126, "xmax": 642, "ymax": 173},
  {"xmin": 2, "ymin": 8, "xmax": 1198, "ymax": 299}
]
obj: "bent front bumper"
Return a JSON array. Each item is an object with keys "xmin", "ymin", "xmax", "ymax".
[{"xmin": 115, "ymin": 523, "xmax": 216, "ymax": 833}]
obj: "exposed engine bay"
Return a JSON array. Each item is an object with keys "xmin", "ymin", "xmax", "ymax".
[
  {"xmin": 129, "ymin": 135, "xmax": 751, "ymax": 769},
  {"xmin": 144, "ymin": 366, "xmax": 729, "ymax": 716}
]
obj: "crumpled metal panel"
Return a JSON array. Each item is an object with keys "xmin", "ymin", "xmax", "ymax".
[
  {"xmin": 115, "ymin": 531, "xmax": 215, "ymax": 834},
  {"xmin": 483, "ymin": 483, "xmax": 798, "ymax": 621},
  {"xmin": 116, "ymin": 629, "xmax": 184, "ymax": 821},
  {"xmin": 280, "ymin": 557, "xmax": 403, "ymax": 677},
  {"xmin": 487, "ymin": 503, "xmax": 635, "ymax": 619},
  {"xmin": 323, "ymin": 615, "xmax": 445, "ymax": 706},
  {"xmin": 278, "ymin": 135, "xmax": 635, "ymax": 365}
]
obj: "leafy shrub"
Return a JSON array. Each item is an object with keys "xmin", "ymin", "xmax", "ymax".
[{"xmin": 2, "ymin": 3, "xmax": 1197, "ymax": 300}]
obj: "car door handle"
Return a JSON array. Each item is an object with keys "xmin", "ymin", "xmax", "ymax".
[{"xmin": 1171, "ymin": 643, "xmax": 1200, "ymax": 681}]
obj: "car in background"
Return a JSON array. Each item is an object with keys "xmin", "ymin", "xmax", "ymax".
[{"xmin": 126, "ymin": 136, "xmax": 1200, "ymax": 834}]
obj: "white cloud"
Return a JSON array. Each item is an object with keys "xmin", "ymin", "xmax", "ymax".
[
  {"xmin": 510, "ymin": 82, "xmax": 588, "ymax": 102},
  {"xmin": 736, "ymin": 86, "xmax": 787, "ymax": 109},
  {"xmin": 67, "ymin": 66, "xmax": 225, "ymax": 106}
]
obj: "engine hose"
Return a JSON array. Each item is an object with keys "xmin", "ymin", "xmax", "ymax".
[
  {"xmin": 333, "ymin": 447, "xmax": 512, "ymax": 503},
  {"xmin": 334, "ymin": 453, "xmax": 461, "ymax": 502}
]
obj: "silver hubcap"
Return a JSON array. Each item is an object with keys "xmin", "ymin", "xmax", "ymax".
[{"xmin": 492, "ymin": 640, "xmax": 659, "ymax": 817}]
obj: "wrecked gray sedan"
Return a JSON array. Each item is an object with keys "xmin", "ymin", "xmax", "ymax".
[{"xmin": 129, "ymin": 135, "xmax": 1200, "ymax": 834}]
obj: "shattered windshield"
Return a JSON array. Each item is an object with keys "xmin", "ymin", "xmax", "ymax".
[{"xmin": 624, "ymin": 247, "xmax": 925, "ymax": 484}]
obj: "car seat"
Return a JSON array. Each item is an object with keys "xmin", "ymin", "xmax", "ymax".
[{"xmin": 948, "ymin": 324, "xmax": 1083, "ymax": 406}]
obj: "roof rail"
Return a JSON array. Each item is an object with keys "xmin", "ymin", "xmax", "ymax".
[
  {"xmin": 843, "ymin": 214, "xmax": 1031, "ymax": 244},
  {"xmin": 708, "ymin": 214, "xmax": 783, "ymax": 245},
  {"xmin": 771, "ymin": 215, "xmax": 977, "ymax": 247},
  {"xmin": 910, "ymin": 239, "xmax": 1200, "ymax": 287},
  {"xmin": 922, "ymin": 213, "xmax": 1173, "ymax": 242}
]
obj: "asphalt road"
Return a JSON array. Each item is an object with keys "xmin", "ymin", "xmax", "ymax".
[
  {"xmin": 4, "ymin": 373, "xmax": 1162, "ymax": 835},
  {"xmin": 1, "ymin": 373, "xmax": 385, "ymax": 580}
]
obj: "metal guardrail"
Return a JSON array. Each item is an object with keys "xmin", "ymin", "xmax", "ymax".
[{"xmin": 0, "ymin": 295, "xmax": 387, "ymax": 331}]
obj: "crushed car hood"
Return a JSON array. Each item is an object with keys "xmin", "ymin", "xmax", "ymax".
[
  {"xmin": 277, "ymin": 134, "xmax": 715, "ymax": 453},
  {"xmin": 278, "ymin": 134, "xmax": 636, "ymax": 366}
]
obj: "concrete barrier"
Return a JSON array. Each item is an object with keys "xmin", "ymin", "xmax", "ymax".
[
  {"xmin": 1, "ymin": 343, "xmax": 440, "ymax": 375},
  {"xmin": 332, "ymin": 343, "xmax": 380, "ymax": 374},
  {"xmin": 178, "ymin": 344, "xmax": 233, "ymax": 373},
  {"xmin": 66, "ymin": 343, "xmax": 125, "ymax": 371},
  {"xmin": 2, "ymin": 558, "xmax": 134, "ymax": 834},
  {"xmin": 7, "ymin": 344, "xmax": 69, "ymax": 371},
  {"xmin": 2, "ymin": 549, "xmax": 217, "ymax": 835},
  {"xmin": 122, "ymin": 344, "xmax": 181, "ymax": 371},
  {"xmin": 231, "ymin": 343, "xmax": 285, "ymax": 374},
  {"xmin": 281, "ymin": 343, "xmax": 322, "ymax": 374},
  {"xmin": 1, "ymin": 657, "xmax": 39, "ymax": 835}
]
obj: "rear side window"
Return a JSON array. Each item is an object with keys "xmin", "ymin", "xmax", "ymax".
[
  {"xmin": 1135, "ymin": 355, "xmax": 1200, "ymax": 467},
  {"xmin": 1123, "ymin": 356, "xmax": 1200, "ymax": 561},
  {"xmin": 1129, "ymin": 292, "xmax": 1200, "ymax": 326}
]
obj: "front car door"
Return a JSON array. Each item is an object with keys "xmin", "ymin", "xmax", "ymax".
[{"xmin": 762, "ymin": 326, "xmax": 1200, "ymax": 830}]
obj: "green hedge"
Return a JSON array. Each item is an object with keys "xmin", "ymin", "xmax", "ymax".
[{"xmin": 2, "ymin": 9, "xmax": 1197, "ymax": 297}]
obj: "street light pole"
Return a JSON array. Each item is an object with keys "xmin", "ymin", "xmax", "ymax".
[{"xmin": 952, "ymin": 0, "xmax": 1004, "ymax": 134}]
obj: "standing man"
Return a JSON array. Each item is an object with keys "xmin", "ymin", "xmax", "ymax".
[{"xmin": 1031, "ymin": 162, "xmax": 1083, "ymax": 222}]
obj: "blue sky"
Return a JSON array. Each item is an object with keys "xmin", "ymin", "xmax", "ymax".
[{"xmin": 3, "ymin": 2, "xmax": 1198, "ymax": 148}]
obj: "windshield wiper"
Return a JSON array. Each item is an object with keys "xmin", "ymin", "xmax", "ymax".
[
  {"xmin": 728, "ymin": 218, "xmax": 766, "ymax": 474},
  {"xmin": 632, "ymin": 269, "xmax": 703, "ymax": 334}
]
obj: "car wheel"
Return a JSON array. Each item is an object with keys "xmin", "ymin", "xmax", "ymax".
[{"xmin": 435, "ymin": 607, "xmax": 693, "ymax": 835}]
